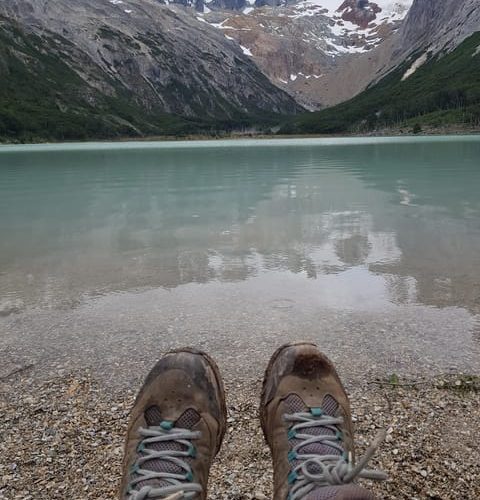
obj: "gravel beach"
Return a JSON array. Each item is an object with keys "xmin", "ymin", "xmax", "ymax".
[{"xmin": 1, "ymin": 367, "xmax": 478, "ymax": 500}]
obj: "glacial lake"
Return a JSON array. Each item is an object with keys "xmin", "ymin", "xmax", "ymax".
[{"xmin": 1, "ymin": 136, "xmax": 480, "ymax": 383}]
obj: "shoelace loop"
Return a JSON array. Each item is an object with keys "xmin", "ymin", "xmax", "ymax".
[
  {"xmin": 127, "ymin": 422, "xmax": 202, "ymax": 500},
  {"xmin": 284, "ymin": 411, "xmax": 387, "ymax": 500}
]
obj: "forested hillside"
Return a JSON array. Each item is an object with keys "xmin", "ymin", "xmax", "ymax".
[
  {"xmin": 0, "ymin": 18, "xmax": 201, "ymax": 142},
  {"xmin": 0, "ymin": 16, "xmax": 293, "ymax": 143}
]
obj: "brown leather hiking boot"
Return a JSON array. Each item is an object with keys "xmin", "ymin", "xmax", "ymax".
[
  {"xmin": 120, "ymin": 348, "xmax": 227, "ymax": 500},
  {"xmin": 260, "ymin": 343, "xmax": 386, "ymax": 500}
]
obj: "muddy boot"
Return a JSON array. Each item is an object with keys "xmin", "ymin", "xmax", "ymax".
[
  {"xmin": 260, "ymin": 343, "xmax": 386, "ymax": 500},
  {"xmin": 120, "ymin": 348, "xmax": 227, "ymax": 500}
]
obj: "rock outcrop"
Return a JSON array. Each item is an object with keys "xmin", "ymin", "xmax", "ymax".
[
  {"xmin": 0, "ymin": 0, "xmax": 301, "ymax": 120},
  {"xmin": 200, "ymin": 0, "xmax": 413, "ymax": 108},
  {"xmin": 299, "ymin": 0, "xmax": 480, "ymax": 107},
  {"xmin": 338, "ymin": 0, "xmax": 381, "ymax": 29}
]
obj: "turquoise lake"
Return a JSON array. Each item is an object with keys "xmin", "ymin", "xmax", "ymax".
[{"xmin": 1, "ymin": 136, "xmax": 479, "ymax": 381}]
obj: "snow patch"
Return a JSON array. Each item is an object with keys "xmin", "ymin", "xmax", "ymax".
[
  {"xmin": 473, "ymin": 45, "xmax": 480, "ymax": 57},
  {"xmin": 240, "ymin": 45, "xmax": 253, "ymax": 56},
  {"xmin": 286, "ymin": 0, "xmax": 413, "ymax": 55},
  {"xmin": 401, "ymin": 52, "xmax": 428, "ymax": 81},
  {"xmin": 292, "ymin": 0, "xmax": 412, "ymax": 18}
]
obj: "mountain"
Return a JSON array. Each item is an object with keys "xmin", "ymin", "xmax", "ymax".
[
  {"xmin": 0, "ymin": 0, "xmax": 301, "ymax": 142},
  {"xmin": 393, "ymin": 0, "xmax": 480, "ymax": 60},
  {"xmin": 311, "ymin": 0, "xmax": 480, "ymax": 107},
  {"xmin": 1, "ymin": 0, "xmax": 479, "ymax": 142},
  {"xmin": 284, "ymin": 0, "xmax": 480, "ymax": 134},
  {"xmin": 197, "ymin": 0, "xmax": 413, "ymax": 108}
]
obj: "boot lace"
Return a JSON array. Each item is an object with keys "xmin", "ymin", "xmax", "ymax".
[
  {"xmin": 284, "ymin": 410, "xmax": 388, "ymax": 500},
  {"xmin": 127, "ymin": 421, "xmax": 202, "ymax": 500}
]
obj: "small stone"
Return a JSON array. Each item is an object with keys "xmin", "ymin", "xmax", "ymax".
[{"xmin": 253, "ymin": 493, "xmax": 268, "ymax": 500}]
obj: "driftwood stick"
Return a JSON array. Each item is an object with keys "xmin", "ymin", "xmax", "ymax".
[
  {"xmin": 369, "ymin": 380, "xmax": 428, "ymax": 388},
  {"xmin": 0, "ymin": 363, "xmax": 35, "ymax": 381}
]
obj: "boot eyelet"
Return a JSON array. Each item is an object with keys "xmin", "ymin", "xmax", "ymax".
[{"xmin": 160, "ymin": 420, "xmax": 174, "ymax": 431}]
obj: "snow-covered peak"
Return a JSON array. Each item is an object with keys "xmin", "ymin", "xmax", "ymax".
[{"xmin": 286, "ymin": 0, "xmax": 413, "ymax": 54}]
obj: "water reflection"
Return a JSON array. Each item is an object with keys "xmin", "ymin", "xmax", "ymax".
[{"xmin": 0, "ymin": 138, "xmax": 479, "ymax": 313}]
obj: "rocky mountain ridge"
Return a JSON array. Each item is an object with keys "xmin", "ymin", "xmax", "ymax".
[
  {"xmin": 295, "ymin": 0, "xmax": 480, "ymax": 107},
  {"xmin": 0, "ymin": 0, "xmax": 300, "ymax": 121},
  {"xmin": 196, "ymin": 0, "xmax": 413, "ymax": 107},
  {"xmin": 93, "ymin": 0, "xmax": 413, "ymax": 108},
  {"xmin": 1, "ymin": 0, "xmax": 479, "ymax": 142}
]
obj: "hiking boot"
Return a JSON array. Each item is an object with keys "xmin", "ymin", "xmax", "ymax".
[
  {"xmin": 120, "ymin": 348, "xmax": 227, "ymax": 500},
  {"xmin": 260, "ymin": 343, "xmax": 386, "ymax": 500}
]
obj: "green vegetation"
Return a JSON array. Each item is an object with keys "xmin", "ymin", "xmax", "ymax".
[
  {"xmin": 0, "ymin": 17, "xmax": 284, "ymax": 143},
  {"xmin": 283, "ymin": 32, "xmax": 480, "ymax": 134},
  {"xmin": 0, "ymin": 18, "xmax": 188, "ymax": 142}
]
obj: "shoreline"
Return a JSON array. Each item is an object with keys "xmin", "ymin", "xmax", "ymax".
[{"xmin": 1, "ymin": 127, "xmax": 480, "ymax": 147}]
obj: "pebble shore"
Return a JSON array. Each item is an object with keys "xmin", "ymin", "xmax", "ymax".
[{"xmin": 1, "ymin": 370, "xmax": 478, "ymax": 500}]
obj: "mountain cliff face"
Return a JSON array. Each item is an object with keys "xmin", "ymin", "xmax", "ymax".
[
  {"xmin": 285, "ymin": 0, "xmax": 480, "ymax": 134},
  {"xmin": 300, "ymin": 0, "xmax": 480, "ymax": 107},
  {"xmin": 198, "ymin": 0, "xmax": 413, "ymax": 108},
  {"xmin": 395, "ymin": 0, "xmax": 480, "ymax": 58},
  {"xmin": 0, "ymin": 0, "xmax": 300, "ymax": 133}
]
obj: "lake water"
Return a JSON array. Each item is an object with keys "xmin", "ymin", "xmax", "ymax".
[{"xmin": 1, "ymin": 137, "xmax": 480, "ymax": 382}]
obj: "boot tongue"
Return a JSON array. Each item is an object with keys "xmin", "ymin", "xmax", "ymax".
[{"xmin": 135, "ymin": 406, "xmax": 200, "ymax": 491}]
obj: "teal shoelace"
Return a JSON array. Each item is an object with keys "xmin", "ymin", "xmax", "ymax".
[
  {"xmin": 284, "ymin": 409, "xmax": 388, "ymax": 500},
  {"xmin": 127, "ymin": 420, "xmax": 202, "ymax": 500}
]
